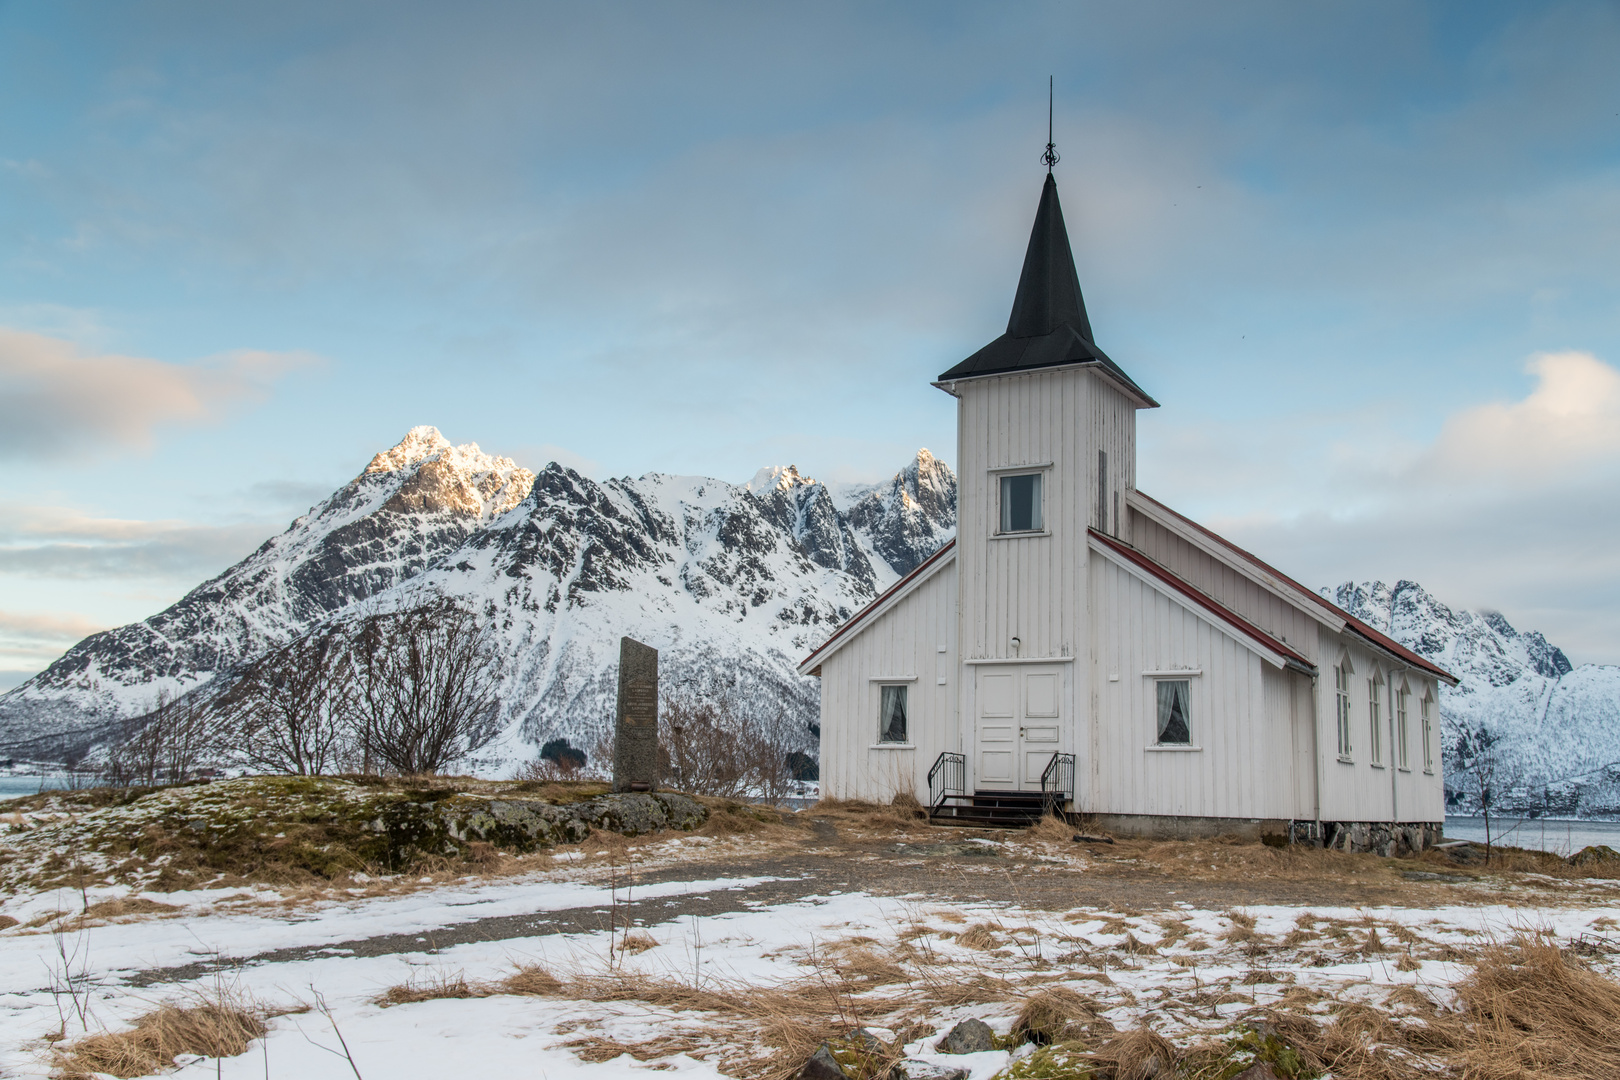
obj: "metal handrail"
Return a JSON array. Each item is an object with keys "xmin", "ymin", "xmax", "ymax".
[
  {"xmin": 1041, "ymin": 752, "xmax": 1076, "ymax": 815},
  {"xmin": 928, "ymin": 751, "xmax": 966, "ymax": 812}
]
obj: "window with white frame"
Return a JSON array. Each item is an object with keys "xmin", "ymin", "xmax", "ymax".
[
  {"xmin": 1395, "ymin": 684, "xmax": 1410, "ymax": 770},
  {"xmin": 1155, "ymin": 679, "xmax": 1191, "ymax": 744},
  {"xmin": 999, "ymin": 473, "xmax": 1043, "ymax": 533},
  {"xmin": 1367, "ymin": 674, "xmax": 1384, "ymax": 766},
  {"xmin": 1421, "ymin": 694, "xmax": 1435, "ymax": 774},
  {"xmin": 878, "ymin": 685, "xmax": 909, "ymax": 744},
  {"xmin": 1334, "ymin": 661, "xmax": 1353, "ymax": 760}
]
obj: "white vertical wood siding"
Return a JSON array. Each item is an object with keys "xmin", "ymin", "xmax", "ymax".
[
  {"xmin": 1315, "ymin": 627, "xmax": 1444, "ymax": 823},
  {"xmin": 955, "ymin": 368, "xmax": 1137, "ymax": 666},
  {"xmin": 952, "ymin": 368, "xmax": 1136, "ymax": 792},
  {"xmin": 817, "ymin": 560, "xmax": 958, "ymax": 803},
  {"xmin": 1130, "ymin": 512, "xmax": 1319, "ymax": 662},
  {"xmin": 1088, "ymin": 555, "xmax": 1308, "ymax": 820}
]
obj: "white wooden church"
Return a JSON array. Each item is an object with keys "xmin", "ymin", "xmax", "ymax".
[{"xmin": 800, "ymin": 168, "xmax": 1457, "ymax": 852}]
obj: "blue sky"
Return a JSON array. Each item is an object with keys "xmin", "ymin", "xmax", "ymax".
[{"xmin": 2, "ymin": 0, "xmax": 1619, "ymax": 686}]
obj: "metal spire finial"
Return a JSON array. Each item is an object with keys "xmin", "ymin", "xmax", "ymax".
[{"xmin": 1041, "ymin": 75, "xmax": 1060, "ymax": 172}]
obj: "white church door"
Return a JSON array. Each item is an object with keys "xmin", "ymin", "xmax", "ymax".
[{"xmin": 973, "ymin": 664, "xmax": 1064, "ymax": 792}]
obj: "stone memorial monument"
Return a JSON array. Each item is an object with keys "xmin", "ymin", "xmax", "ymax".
[{"xmin": 611, "ymin": 636, "xmax": 659, "ymax": 793}]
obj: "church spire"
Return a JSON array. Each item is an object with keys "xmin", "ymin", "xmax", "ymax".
[
  {"xmin": 1005, "ymin": 173, "xmax": 1095, "ymax": 344},
  {"xmin": 935, "ymin": 120, "xmax": 1157, "ymax": 407}
]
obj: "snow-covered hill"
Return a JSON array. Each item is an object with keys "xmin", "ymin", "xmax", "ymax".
[
  {"xmin": 0, "ymin": 428, "xmax": 957, "ymax": 769},
  {"xmin": 1330, "ymin": 581, "xmax": 1620, "ymax": 816}
]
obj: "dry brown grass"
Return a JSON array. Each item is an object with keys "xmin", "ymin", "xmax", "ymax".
[
  {"xmin": 65, "ymin": 897, "xmax": 182, "ymax": 927},
  {"xmin": 377, "ymin": 968, "xmax": 475, "ymax": 1005},
  {"xmin": 55, "ymin": 993, "xmax": 267, "ymax": 1079},
  {"xmin": 356, "ymin": 920, "xmax": 1620, "ymax": 1080},
  {"xmin": 956, "ymin": 922, "xmax": 1005, "ymax": 950},
  {"xmin": 808, "ymin": 799, "xmax": 931, "ymax": 836},
  {"xmin": 1221, "ymin": 909, "xmax": 1259, "ymax": 944},
  {"xmin": 1024, "ymin": 813, "xmax": 1078, "ymax": 844},
  {"xmin": 1091, "ymin": 1026, "xmax": 1178, "ymax": 1080},
  {"xmin": 1450, "ymin": 936, "xmax": 1620, "ymax": 1079},
  {"xmin": 1212, "ymin": 935, "xmax": 1620, "ymax": 1080},
  {"xmin": 562, "ymin": 1033, "xmax": 707, "ymax": 1063},
  {"xmin": 1011, "ymin": 986, "xmax": 1114, "ymax": 1045}
]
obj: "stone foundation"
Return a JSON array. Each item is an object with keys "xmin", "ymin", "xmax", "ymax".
[{"xmin": 1313, "ymin": 819, "xmax": 1442, "ymax": 856}]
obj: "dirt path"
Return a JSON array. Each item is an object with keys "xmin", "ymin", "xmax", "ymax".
[{"xmin": 124, "ymin": 816, "xmax": 1604, "ymax": 988}]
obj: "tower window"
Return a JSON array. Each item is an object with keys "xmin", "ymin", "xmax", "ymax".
[{"xmin": 999, "ymin": 473, "xmax": 1043, "ymax": 533}]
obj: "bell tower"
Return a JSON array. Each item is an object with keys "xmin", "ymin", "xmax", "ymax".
[{"xmin": 931, "ymin": 115, "xmax": 1158, "ymax": 791}]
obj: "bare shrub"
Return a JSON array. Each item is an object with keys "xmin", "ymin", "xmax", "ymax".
[
  {"xmin": 352, "ymin": 600, "xmax": 504, "ymax": 775},
  {"xmin": 104, "ymin": 690, "xmax": 217, "ymax": 787},
  {"xmin": 1451, "ymin": 721, "xmax": 1519, "ymax": 864},
  {"xmin": 512, "ymin": 757, "xmax": 583, "ymax": 783},
  {"xmin": 659, "ymin": 688, "xmax": 804, "ymax": 801},
  {"xmin": 217, "ymin": 629, "xmax": 356, "ymax": 776},
  {"xmin": 56, "ymin": 991, "xmax": 266, "ymax": 1078},
  {"xmin": 513, "ymin": 738, "xmax": 589, "ymax": 782}
]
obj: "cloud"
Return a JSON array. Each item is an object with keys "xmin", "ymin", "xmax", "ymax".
[
  {"xmin": 0, "ymin": 610, "xmax": 109, "ymax": 641},
  {"xmin": 0, "ymin": 328, "xmax": 315, "ymax": 461},
  {"xmin": 1149, "ymin": 351, "xmax": 1620, "ymax": 665},
  {"xmin": 0, "ymin": 503, "xmax": 274, "ymax": 580},
  {"xmin": 1418, "ymin": 351, "xmax": 1620, "ymax": 482},
  {"xmin": 0, "ymin": 609, "xmax": 111, "ymax": 687}
]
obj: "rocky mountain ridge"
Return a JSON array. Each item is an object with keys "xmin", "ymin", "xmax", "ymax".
[{"xmin": 0, "ymin": 428, "xmax": 957, "ymax": 767}]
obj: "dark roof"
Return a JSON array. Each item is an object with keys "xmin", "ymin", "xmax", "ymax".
[
  {"xmin": 937, "ymin": 174, "xmax": 1158, "ymax": 407},
  {"xmin": 1131, "ymin": 490, "xmax": 1459, "ymax": 686},
  {"xmin": 798, "ymin": 539, "xmax": 957, "ymax": 674},
  {"xmin": 1089, "ymin": 528, "xmax": 1315, "ymax": 671}
]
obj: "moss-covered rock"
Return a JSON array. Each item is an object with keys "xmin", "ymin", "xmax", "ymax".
[
  {"xmin": 1184, "ymin": 1027, "xmax": 1319, "ymax": 1080},
  {"xmin": 993, "ymin": 1043, "xmax": 1098, "ymax": 1080},
  {"xmin": 0, "ymin": 776, "xmax": 709, "ymax": 891}
]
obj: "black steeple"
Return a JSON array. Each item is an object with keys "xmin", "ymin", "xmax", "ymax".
[
  {"xmin": 937, "ymin": 172, "xmax": 1156, "ymax": 407},
  {"xmin": 1006, "ymin": 173, "xmax": 1094, "ymax": 343}
]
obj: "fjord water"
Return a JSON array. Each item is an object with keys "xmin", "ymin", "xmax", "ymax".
[
  {"xmin": 0, "ymin": 775, "xmax": 80, "ymax": 801},
  {"xmin": 1445, "ymin": 814, "xmax": 1620, "ymax": 855}
]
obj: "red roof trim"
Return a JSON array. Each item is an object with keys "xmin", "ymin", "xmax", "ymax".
[
  {"xmin": 1132, "ymin": 491, "xmax": 1457, "ymax": 685},
  {"xmin": 798, "ymin": 539, "xmax": 957, "ymax": 672},
  {"xmin": 1089, "ymin": 528, "xmax": 1315, "ymax": 670}
]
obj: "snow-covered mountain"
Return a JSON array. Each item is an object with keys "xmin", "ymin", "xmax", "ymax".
[
  {"xmin": 0, "ymin": 428, "xmax": 957, "ymax": 769},
  {"xmin": 1330, "ymin": 581, "xmax": 1620, "ymax": 816},
  {"xmin": 10, "ymin": 440, "xmax": 1608, "ymax": 804}
]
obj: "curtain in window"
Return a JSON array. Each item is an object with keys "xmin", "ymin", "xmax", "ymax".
[
  {"xmin": 1156, "ymin": 680, "xmax": 1191, "ymax": 744},
  {"xmin": 880, "ymin": 685, "xmax": 908, "ymax": 743},
  {"xmin": 1000, "ymin": 473, "xmax": 1042, "ymax": 532}
]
